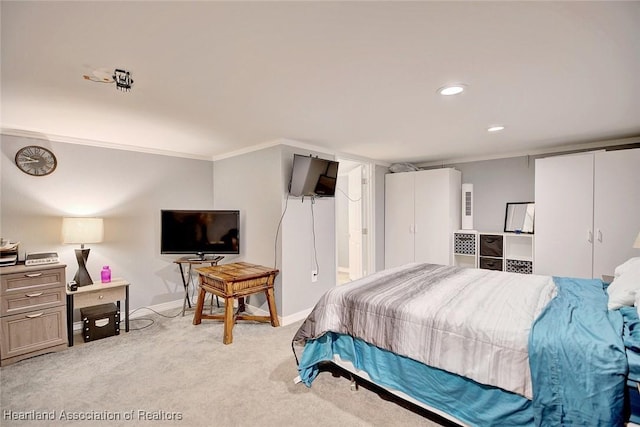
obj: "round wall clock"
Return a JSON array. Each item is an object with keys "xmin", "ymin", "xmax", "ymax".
[{"xmin": 15, "ymin": 145, "xmax": 58, "ymax": 176}]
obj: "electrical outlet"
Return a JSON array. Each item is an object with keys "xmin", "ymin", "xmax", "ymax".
[{"xmin": 311, "ymin": 270, "xmax": 318, "ymax": 282}]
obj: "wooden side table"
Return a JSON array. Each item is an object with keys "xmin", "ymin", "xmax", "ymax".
[
  {"xmin": 193, "ymin": 262, "xmax": 279, "ymax": 344},
  {"xmin": 66, "ymin": 278, "xmax": 129, "ymax": 346}
]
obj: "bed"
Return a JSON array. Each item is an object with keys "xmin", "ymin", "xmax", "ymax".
[{"xmin": 292, "ymin": 262, "xmax": 635, "ymax": 426}]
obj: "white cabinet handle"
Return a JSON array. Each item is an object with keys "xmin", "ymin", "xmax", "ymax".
[
  {"xmin": 25, "ymin": 273, "xmax": 42, "ymax": 278},
  {"xmin": 26, "ymin": 312, "xmax": 44, "ymax": 318},
  {"xmin": 588, "ymin": 230, "xmax": 593, "ymax": 243},
  {"xmin": 597, "ymin": 229, "xmax": 603, "ymax": 242},
  {"xmin": 25, "ymin": 292, "xmax": 43, "ymax": 297}
]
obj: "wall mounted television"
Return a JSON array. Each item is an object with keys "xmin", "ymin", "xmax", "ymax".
[
  {"xmin": 160, "ymin": 210, "xmax": 239, "ymax": 258},
  {"xmin": 289, "ymin": 154, "xmax": 339, "ymax": 197}
]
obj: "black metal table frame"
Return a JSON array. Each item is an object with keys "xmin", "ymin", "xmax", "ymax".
[{"xmin": 175, "ymin": 256, "xmax": 223, "ymax": 316}]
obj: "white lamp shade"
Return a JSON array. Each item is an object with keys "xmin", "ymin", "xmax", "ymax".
[
  {"xmin": 62, "ymin": 217, "xmax": 104, "ymax": 244},
  {"xmin": 634, "ymin": 231, "xmax": 640, "ymax": 249}
]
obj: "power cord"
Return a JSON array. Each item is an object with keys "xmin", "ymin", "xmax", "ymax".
[
  {"xmin": 126, "ymin": 306, "xmax": 182, "ymax": 331},
  {"xmin": 310, "ymin": 197, "xmax": 319, "ymax": 276},
  {"xmin": 273, "ymin": 191, "xmax": 291, "ymax": 270},
  {"xmin": 336, "ymin": 186, "xmax": 362, "ymax": 202}
]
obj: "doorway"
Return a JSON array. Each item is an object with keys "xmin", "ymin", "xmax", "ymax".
[{"xmin": 336, "ymin": 158, "xmax": 373, "ymax": 285}]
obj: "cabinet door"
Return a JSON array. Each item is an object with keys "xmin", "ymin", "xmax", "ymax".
[
  {"xmin": 414, "ymin": 169, "xmax": 459, "ymax": 265},
  {"xmin": 593, "ymin": 149, "xmax": 640, "ymax": 279},
  {"xmin": 385, "ymin": 172, "xmax": 415, "ymax": 269},
  {"xmin": 535, "ymin": 153, "xmax": 594, "ymax": 278}
]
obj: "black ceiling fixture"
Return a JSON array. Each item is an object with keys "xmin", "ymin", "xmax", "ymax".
[{"xmin": 113, "ymin": 69, "xmax": 133, "ymax": 92}]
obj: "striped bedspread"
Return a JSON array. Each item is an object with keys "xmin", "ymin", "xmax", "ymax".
[{"xmin": 293, "ymin": 263, "xmax": 557, "ymax": 399}]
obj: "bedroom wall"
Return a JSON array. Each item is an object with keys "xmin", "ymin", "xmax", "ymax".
[
  {"xmin": 211, "ymin": 145, "xmax": 282, "ymax": 313},
  {"xmin": 212, "ymin": 144, "xmax": 337, "ymax": 322},
  {"xmin": 423, "ymin": 156, "xmax": 535, "ymax": 232},
  {"xmin": 374, "ymin": 163, "xmax": 387, "ymax": 272},
  {"xmin": 280, "ymin": 145, "xmax": 337, "ymax": 319},
  {"xmin": 336, "ymin": 174, "xmax": 349, "ymax": 270},
  {"xmin": 0, "ymin": 134, "xmax": 214, "ymax": 313}
]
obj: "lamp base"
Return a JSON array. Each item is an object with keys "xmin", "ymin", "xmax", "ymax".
[{"xmin": 74, "ymin": 248, "xmax": 94, "ymax": 287}]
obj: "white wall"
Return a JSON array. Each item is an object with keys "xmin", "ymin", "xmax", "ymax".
[
  {"xmin": 1, "ymin": 134, "xmax": 214, "ymax": 313},
  {"xmin": 280, "ymin": 146, "xmax": 337, "ymax": 319},
  {"xmin": 212, "ymin": 146, "xmax": 282, "ymax": 266},
  {"xmin": 374, "ymin": 164, "xmax": 387, "ymax": 272},
  {"xmin": 336, "ymin": 174, "xmax": 349, "ymax": 269},
  {"xmin": 425, "ymin": 156, "xmax": 535, "ymax": 232},
  {"xmin": 212, "ymin": 144, "xmax": 337, "ymax": 322},
  {"xmin": 212, "ymin": 145, "xmax": 283, "ymax": 312}
]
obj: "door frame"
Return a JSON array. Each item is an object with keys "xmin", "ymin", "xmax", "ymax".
[{"xmin": 335, "ymin": 157, "xmax": 375, "ymax": 284}]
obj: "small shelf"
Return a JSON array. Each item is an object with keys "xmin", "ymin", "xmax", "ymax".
[{"xmin": 453, "ymin": 231, "xmax": 534, "ymax": 274}]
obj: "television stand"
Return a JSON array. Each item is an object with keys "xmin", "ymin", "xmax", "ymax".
[{"xmin": 174, "ymin": 256, "xmax": 224, "ymax": 316}]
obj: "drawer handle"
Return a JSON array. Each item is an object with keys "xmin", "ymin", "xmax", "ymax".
[
  {"xmin": 99, "ymin": 295, "xmax": 104, "ymax": 299},
  {"xmin": 26, "ymin": 292, "xmax": 44, "ymax": 297},
  {"xmin": 26, "ymin": 312, "xmax": 44, "ymax": 318},
  {"xmin": 25, "ymin": 273, "xmax": 43, "ymax": 278}
]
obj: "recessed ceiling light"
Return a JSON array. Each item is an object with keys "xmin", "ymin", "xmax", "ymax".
[
  {"xmin": 438, "ymin": 84, "xmax": 466, "ymax": 96},
  {"xmin": 487, "ymin": 125, "xmax": 505, "ymax": 132}
]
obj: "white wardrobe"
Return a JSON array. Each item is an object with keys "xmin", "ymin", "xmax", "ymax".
[
  {"xmin": 385, "ymin": 168, "xmax": 461, "ymax": 269},
  {"xmin": 535, "ymin": 148, "xmax": 640, "ymax": 279}
]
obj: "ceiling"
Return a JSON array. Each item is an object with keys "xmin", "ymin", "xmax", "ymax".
[{"xmin": 2, "ymin": 1, "xmax": 639, "ymax": 164}]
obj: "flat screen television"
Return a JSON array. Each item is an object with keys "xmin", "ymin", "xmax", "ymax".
[
  {"xmin": 289, "ymin": 154, "xmax": 339, "ymax": 197},
  {"xmin": 161, "ymin": 210, "xmax": 240, "ymax": 257}
]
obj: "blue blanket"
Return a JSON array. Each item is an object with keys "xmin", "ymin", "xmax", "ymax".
[
  {"xmin": 620, "ymin": 306, "xmax": 640, "ymax": 381},
  {"xmin": 529, "ymin": 277, "xmax": 627, "ymax": 426}
]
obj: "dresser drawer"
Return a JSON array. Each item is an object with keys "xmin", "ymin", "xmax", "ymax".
[
  {"xmin": 1, "ymin": 286, "xmax": 65, "ymax": 316},
  {"xmin": 1, "ymin": 267, "xmax": 65, "ymax": 295},
  {"xmin": 0, "ymin": 305, "xmax": 67, "ymax": 361},
  {"xmin": 72, "ymin": 286, "xmax": 126, "ymax": 309}
]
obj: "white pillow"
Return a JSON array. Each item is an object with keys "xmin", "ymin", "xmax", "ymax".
[
  {"xmin": 615, "ymin": 257, "xmax": 640, "ymax": 277},
  {"xmin": 608, "ymin": 258, "xmax": 640, "ymax": 310}
]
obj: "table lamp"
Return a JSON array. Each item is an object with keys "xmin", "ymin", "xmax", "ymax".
[
  {"xmin": 634, "ymin": 231, "xmax": 640, "ymax": 249},
  {"xmin": 62, "ymin": 217, "xmax": 104, "ymax": 286}
]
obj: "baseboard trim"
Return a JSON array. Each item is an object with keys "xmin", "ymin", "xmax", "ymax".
[
  {"xmin": 71, "ymin": 298, "xmax": 185, "ymax": 332},
  {"xmin": 279, "ymin": 308, "xmax": 313, "ymax": 326},
  {"xmin": 71, "ymin": 297, "xmax": 311, "ymax": 331},
  {"xmin": 233, "ymin": 304, "xmax": 311, "ymax": 326}
]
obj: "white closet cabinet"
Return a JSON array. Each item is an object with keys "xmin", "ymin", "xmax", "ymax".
[
  {"xmin": 535, "ymin": 149, "xmax": 640, "ymax": 279},
  {"xmin": 385, "ymin": 168, "xmax": 461, "ymax": 269}
]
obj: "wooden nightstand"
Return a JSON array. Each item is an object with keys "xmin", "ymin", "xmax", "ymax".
[{"xmin": 66, "ymin": 279, "xmax": 130, "ymax": 346}]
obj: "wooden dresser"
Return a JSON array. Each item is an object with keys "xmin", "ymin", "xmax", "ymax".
[{"xmin": 0, "ymin": 263, "xmax": 68, "ymax": 366}]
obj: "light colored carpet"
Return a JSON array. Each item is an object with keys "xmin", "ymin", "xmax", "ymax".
[{"xmin": 0, "ymin": 307, "xmax": 450, "ymax": 426}]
